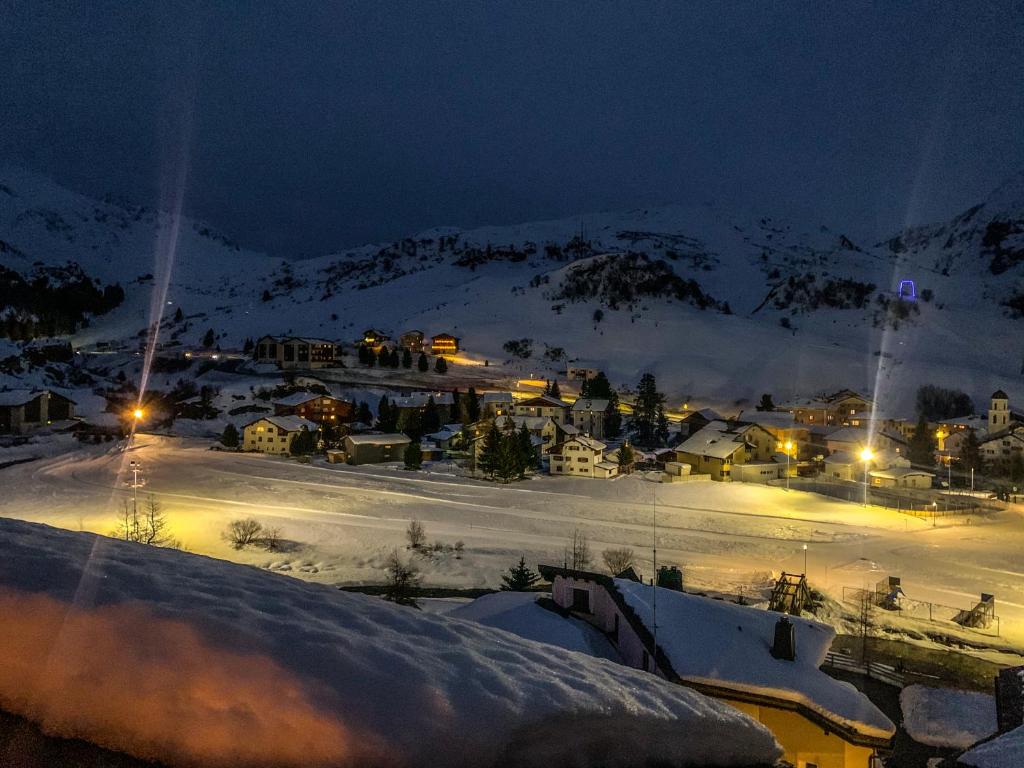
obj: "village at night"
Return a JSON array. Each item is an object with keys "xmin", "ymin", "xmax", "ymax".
[{"xmin": 2, "ymin": 3, "xmax": 1023, "ymax": 768}]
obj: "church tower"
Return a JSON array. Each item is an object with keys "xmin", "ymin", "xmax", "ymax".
[{"xmin": 990, "ymin": 390, "xmax": 1010, "ymax": 431}]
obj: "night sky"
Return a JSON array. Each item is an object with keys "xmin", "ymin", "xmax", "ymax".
[{"xmin": 2, "ymin": 1, "xmax": 1022, "ymax": 256}]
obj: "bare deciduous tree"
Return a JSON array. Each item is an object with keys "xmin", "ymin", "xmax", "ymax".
[
  {"xmin": 262, "ymin": 526, "xmax": 283, "ymax": 552},
  {"xmin": 857, "ymin": 589, "xmax": 875, "ymax": 663},
  {"xmin": 568, "ymin": 529, "xmax": 591, "ymax": 570},
  {"xmin": 602, "ymin": 547, "xmax": 635, "ymax": 576},
  {"xmin": 114, "ymin": 496, "xmax": 179, "ymax": 548},
  {"xmin": 224, "ymin": 518, "xmax": 264, "ymax": 550},
  {"xmin": 406, "ymin": 519, "xmax": 426, "ymax": 550},
  {"xmin": 383, "ymin": 549, "xmax": 421, "ymax": 607}
]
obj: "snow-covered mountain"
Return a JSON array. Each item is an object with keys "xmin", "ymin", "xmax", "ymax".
[{"xmin": 2, "ymin": 165, "xmax": 1023, "ymax": 412}]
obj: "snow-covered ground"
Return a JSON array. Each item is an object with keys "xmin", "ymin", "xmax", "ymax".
[
  {"xmin": 899, "ymin": 684, "xmax": 997, "ymax": 749},
  {"xmin": 0, "ymin": 516, "xmax": 781, "ymax": 768},
  {"xmin": 960, "ymin": 725, "xmax": 1024, "ymax": 768},
  {"xmin": 3, "ymin": 433, "xmax": 1024, "ymax": 654}
]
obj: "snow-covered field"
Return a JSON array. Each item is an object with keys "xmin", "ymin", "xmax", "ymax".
[
  {"xmin": 0, "ymin": 516, "xmax": 782, "ymax": 768},
  {"xmin": 899, "ymin": 684, "xmax": 997, "ymax": 749},
  {"xmin": 3, "ymin": 434, "xmax": 1024, "ymax": 653}
]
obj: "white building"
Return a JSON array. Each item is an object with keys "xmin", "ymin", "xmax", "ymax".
[
  {"xmin": 570, "ymin": 397, "xmax": 612, "ymax": 439},
  {"xmin": 242, "ymin": 415, "xmax": 319, "ymax": 454},
  {"xmin": 548, "ymin": 435, "xmax": 618, "ymax": 479},
  {"xmin": 511, "ymin": 394, "xmax": 570, "ymax": 425}
]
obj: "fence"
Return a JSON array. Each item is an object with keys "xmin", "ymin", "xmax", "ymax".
[
  {"xmin": 775, "ymin": 477, "xmax": 996, "ymax": 515},
  {"xmin": 842, "ymin": 586, "xmax": 1001, "ymax": 637},
  {"xmin": 822, "ymin": 652, "xmax": 905, "ymax": 688}
]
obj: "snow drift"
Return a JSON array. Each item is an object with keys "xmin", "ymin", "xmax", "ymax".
[{"xmin": 0, "ymin": 518, "xmax": 781, "ymax": 768}]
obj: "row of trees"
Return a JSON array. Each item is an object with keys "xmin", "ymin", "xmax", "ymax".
[
  {"xmin": 358, "ymin": 345, "xmax": 448, "ymax": 374},
  {"xmin": 476, "ymin": 422, "xmax": 537, "ymax": 482}
]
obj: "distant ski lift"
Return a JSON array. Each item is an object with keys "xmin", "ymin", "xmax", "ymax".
[{"xmin": 897, "ymin": 279, "xmax": 916, "ymax": 299}]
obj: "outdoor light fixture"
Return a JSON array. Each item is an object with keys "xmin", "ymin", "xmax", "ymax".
[{"xmin": 133, "ymin": 408, "xmax": 144, "ymax": 420}]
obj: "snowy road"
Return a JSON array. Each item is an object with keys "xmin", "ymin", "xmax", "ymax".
[{"xmin": 4, "ymin": 434, "xmax": 1024, "ymax": 648}]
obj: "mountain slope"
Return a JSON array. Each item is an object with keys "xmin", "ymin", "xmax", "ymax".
[{"xmin": 1, "ymin": 165, "xmax": 1022, "ymax": 411}]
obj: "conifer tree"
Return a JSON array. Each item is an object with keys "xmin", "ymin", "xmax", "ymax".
[
  {"xmin": 756, "ymin": 393, "xmax": 775, "ymax": 411},
  {"xmin": 632, "ymin": 373, "xmax": 665, "ymax": 446},
  {"xmin": 617, "ymin": 442, "xmax": 634, "ymax": 472},
  {"xmin": 221, "ymin": 423, "xmax": 239, "ymax": 448},
  {"xmin": 465, "ymin": 387, "xmax": 481, "ymax": 423},
  {"xmin": 656, "ymin": 405, "xmax": 670, "ymax": 446},
  {"xmin": 422, "ymin": 396, "xmax": 441, "ymax": 435},
  {"xmin": 549, "ymin": 380, "xmax": 561, "ymax": 399},
  {"xmin": 451, "ymin": 388, "xmax": 461, "ymax": 422},
  {"xmin": 516, "ymin": 423, "xmax": 535, "ymax": 476},
  {"xmin": 377, "ymin": 395, "xmax": 396, "ymax": 431},
  {"xmin": 494, "ymin": 432, "xmax": 522, "ymax": 483},
  {"xmin": 404, "ymin": 440, "xmax": 423, "ymax": 470},
  {"xmin": 606, "ymin": 390, "xmax": 622, "ymax": 438},
  {"xmin": 417, "ymin": 352, "xmax": 429, "ymax": 372},
  {"xmin": 959, "ymin": 428, "xmax": 983, "ymax": 473},
  {"xmin": 402, "ymin": 348, "xmax": 412, "ymax": 368},
  {"xmin": 908, "ymin": 414, "xmax": 937, "ymax": 466},
  {"xmin": 403, "ymin": 409, "xmax": 423, "ymax": 441},
  {"xmin": 543, "ymin": 380, "xmax": 551, "ymax": 395},
  {"xmin": 202, "ymin": 328, "xmax": 215, "ymax": 348},
  {"xmin": 356, "ymin": 401, "xmax": 373, "ymax": 425},
  {"xmin": 358, "ymin": 345, "xmax": 370, "ymax": 365},
  {"xmin": 289, "ymin": 427, "xmax": 316, "ymax": 456},
  {"xmin": 478, "ymin": 422, "xmax": 501, "ymax": 477},
  {"xmin": 500, "ymin": 556, "xmax": 540, "ymax": 591},
  {"xmin": 434, "ymin": 356, "xmax": 448, "ymax": 374}
]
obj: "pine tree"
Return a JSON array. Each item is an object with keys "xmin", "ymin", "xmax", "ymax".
[
  {"xmin": 632, "ymin": 373, "xmax": 665, "ymax": 446},
  {"xmin": 959, "ymin": 428, "xmax": 983, "ymax": 473},
  {"xmin": 756, "ymin": 393, "xmax": 775, "ymax": 411},
  {"xmin": 366, "ymin": 348, "xmax": 376, "ymax": 367},
  {"xmin": 478, "ymin": 422, "xmax": 501, "ymax": 477},
  {"xmin": 494, "ymin": 431, "xmax": 523, "ymax": 483},
  {"xmin": 261, "ymin": 289, "xmax": 272, "ymax": 302},
  {"xmin": 605, "ymin": 391, "xmax": 622, "ymax": 439},
  {"xmin": 404, "ymin": 440, "xmax": 423, "ymax": 470},
  {"xmin": 221, "ymin": 423, "xmax": 239, "ymax": 448},
  {"xmin": 588, "ymin": 372, "xmax": 613, "ymax": 399},
  {"xmin": 202, "ymin": 328, "xmax": 215, "ymax": 348},
  {"xmin": 617, "ymin": 442, "xmax": 634, "ymax": 473},
  {"xmin": 451, "ymin": 388, "xmax": 461, "ymax": 422},
  {"xmin": 376, "ymin": 347, "xmax": 390, "ymax": 367},
  {"xmin": 434, "ymin": 356, "xmax": 448, "ymax": 374},
  {"xmin": 402, "ymin": 348, "xmax": 412, "ymax": 368},
  {"xmin": 543, "ymin": 380, "xmax": 552, "ymax": 395},
  {"xmin": 908, "ymin": 414, "xmax": 937, "ymax": 466},
  {"xmin": 422, "ymin": 396, "xmax": 441, "ymax": 435},
  {"xmin": 242, "ymin": 337, "xmax": 254, "ymax": 353},
  {"xmin": 403, "ymin": 409, "xmax": 423, "ymax": 441},
  {"xmin": 358, "ymin": 345, "xmax": 370, "ymax": 365},
  {"xmin": 356, "ymin": 401, "xmax": 373, "ymax": 425},
  {"xmin": 377, "ymin": 396, "xmax": 396, "ymax": 431},
  {"xmin": 465, "ymin": 386, "xmax": 481, "ymax": 423},
  {"xmin": 289, "ymin": 427, "xmax": 316, "ymax": 456},
  {"xmin": 417, "ymin": 352, "xmax": 429, "ymax": 372},
  {"xmin": 516, "ymin": 423, "xmax": 535, "ymax": 476},
  {"xmin": 173, "ymin": 307, "xmax": 184, "ymax": 323},
  {"xmin": 500, "ymin": 556, "xmax": 540, "ymax": 591},
  {"xmin": 656, "ymin": 405, "xmax": 670, "ymax": 446},
  {"xmin": 549, "ymin": 380, "xmax": 561, "ymax": 399}
]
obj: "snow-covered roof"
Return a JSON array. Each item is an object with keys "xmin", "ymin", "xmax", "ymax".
[
  {"xmin": 272, "ymin": 391, "xmax": 338, "ymax": 407},
  {"xmin": 449, "ymin": 593, "xmax": 620, "ymax": 661},
  {"xmin": 940, "ymin": 414, "xmax": 987, "ymax": 428},
  {"xmin": 960, "ymin": 725, "xmax": 1024, "ymax": 768},
  {"xmin": 559, "ymin": 423, "xmax": 580, "ymax": 435},
  {"xmin": 824, "ymin": 426, "xmax": 869, "ymax": 445},
  {"xmin": 344, "ymin": 432, "xmax": 411, "ymax": 446},
  {"xmin": 595, "ymin": 461, "xmax": 618, "ymax": 471},
  {"xmin": 553, "ymin": 435, "xmax": 606, "ymax": 452},
  {"xmin": 246, "ymin": 415, "xmax": 319, "ymax": 432},
  {"xmin": 514, "ymin": 395, "xmax": 568, "ymax": 409},
  {"xmin": 0, "ymin": 388, "xmax": 75, "ymax": 406},
  {"xmin": 736, "ymin": 410, "xmax": 798, "ymax": 429},
  {"xmin": 571, "ymin": 398, "xmax": 610, "ymax": 412},
  {"xmin": 615, "ymin": 579, "xmax": 895, "ymax": 742},
  {"xmin": 497, "ymin": 414, "xmax": 551, "ymax": 431},
  {"xmin": 0, "ymin": 518, "xmax": 782, "ymax": 768},
  {"xmin": 675, "ymin": 420, "xmax": 751, "ymax": 460},
  {"xmin": 869, "ymin": 467, "xmax": 934, "ymax": 480},
  {"xmin": 392, "ymin": 391, "xmax": 455, "ymax": 408},
  {"xmin": 481, "ymin": 392, "xmax": 513, "ymax": 403}
]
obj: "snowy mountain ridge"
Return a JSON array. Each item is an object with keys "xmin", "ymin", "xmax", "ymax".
[{"xmin": 2, "ymin": 165, "xmax": 1023, "ymax": 410}]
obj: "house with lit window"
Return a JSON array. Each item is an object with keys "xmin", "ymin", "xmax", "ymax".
[
  {"xmin": 538, "ymin": 566, "xmax": 895, "ymax": 768},
  {"xmin": 979, "ymin": 391, "xmax": 1024, "ymax": 468},
  {"xmin": 778, "ymin": 390, "xmax": 873, "ymax": 427},
  {"xmin": 359, "ymin": 329, "xmax": 390, "ymax": 352},
  {"xmin": 511, "ymin": 394, "xmax": 569, "ymax": 425},
  {"xmin": 547, "ymin": 435, "xmax": 618, "ymax": 478},
  {"xmin": 242, "ymin": 415, "xmax": 319, "ymax": 454},
  {"xmin": 391, "ymin": 391, "xmax": 455, "ymax": 425},
  {"xmin": 480, "ymin": 391, "xmax": 514, "ymax": 418},
  {"xmin": 0, "ymin": 389, "xmax": 76, "ymax": 434},
  {"xmin": 273, "ymin": 392, "xmax": 354, "ymax": 425},
  {"xmin": 430, "ymin": 333, "xmax": 459, "ymax": 356},
  {"xmin": 824, "ymin": 426, "xmax": 906, "ymax": 457},
  {"xmin": 570, "ymin": 397, "xmax": 614, "ymax": 439},
  {"xmin": 253, "ymin": 336, "xmax": 339, "ymax": 369},
  {"xmin": 398, "ymin": 330, "xmax": 425, "ymax": 353},
  {"xmin": 674, "ymin": 420, "xmax": 777, "ymax": 481}
]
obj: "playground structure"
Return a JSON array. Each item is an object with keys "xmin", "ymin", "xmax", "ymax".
[
  {"xmin": 769, "ymin": 572, "xmax": 810, "ymax": 615},
  {"xmin": 843, "ymin": 576, "xmax": 999, "ymax": 636}
]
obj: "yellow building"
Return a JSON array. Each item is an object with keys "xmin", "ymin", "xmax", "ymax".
[
  {"xmin": 540, "ymin": 566, "xmax": 895, "ymax": 768},
  {"xmin": 674, "ymin": 420, "xmax": 777, "ymax": 481},
  {"xmin": 430, "ymin": 332, "xmax": 459, "ymax": 356},
  {"xmin": 241, "ymin": 415, "xmax": 319, "ymax": 454}
]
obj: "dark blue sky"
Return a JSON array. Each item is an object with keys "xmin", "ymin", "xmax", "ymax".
[{"xmin": 2, "ymin": 1, "xmax": 1022, "ymax": 256}]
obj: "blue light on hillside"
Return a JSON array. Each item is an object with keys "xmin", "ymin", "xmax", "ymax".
[{"xmin": 897, "ymin": 280, "xmax": 916, "ymax": 300}]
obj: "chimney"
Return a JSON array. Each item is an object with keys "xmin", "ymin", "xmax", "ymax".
[{"xmin": 771, "ymin": 616, "xmax": 797, "ymax": 661}]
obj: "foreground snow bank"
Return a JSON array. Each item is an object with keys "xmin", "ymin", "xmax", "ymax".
[
  {"xmin": 0, "ymin": 518, "xmax": 780, "ymax": 768},
  {"xmin": 899, "ymin": 685, "xmax": 996, "ymax": 749},
  {"xmin": 960, "ymin": 725, "xmax": 1024, "ymax": 768}
]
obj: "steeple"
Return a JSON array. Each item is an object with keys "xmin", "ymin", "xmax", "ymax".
[{"xmin": 990, "ymin": 390, "xmax": 1010, "ymax": 431}]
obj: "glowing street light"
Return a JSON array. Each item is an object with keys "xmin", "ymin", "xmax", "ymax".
[
  {"xmin": 860, "ymin": 447, "xmax": 874, "ymax": 506},
  {"xmin": 132, "ymin": 408, "xmax": 144, "ymax": 421}
]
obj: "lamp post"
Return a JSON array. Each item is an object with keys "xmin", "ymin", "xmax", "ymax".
[
  {"xmin": 802, "ymin": 543, "xmax": 808, "ymax": 577},
  {"xmin": 784, "ymin": 441, "xmax": 793, "ymax": 491},
  {"xmin": 129, "ymin": 460, "xmax": 142, "ymax": 518},
  {"xmin": 860, "ymin": 447, "xmax": 874, "ymax": 506}
]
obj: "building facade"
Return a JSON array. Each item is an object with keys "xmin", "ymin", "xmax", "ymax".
[
  {"xmin": 253, "ymin": 336, "xmax": 339, "ymax": 369},
  {"xmin": 341, "ymin": 433, "xmax": 411, "ymax": 464},
  {"xmin": 511, "ymin": 395, "xmax": 569, "ymax": 425},
  {"xmin": 430, "ymin": 333, "xmax": 459, "ymax": 356},
  {"xmin": 242, "ymin": 416, "xmax": 319, "ymax": 454},
  {"xmin": 0, "ymin": 390, "xmax": 76, "ymax": 434},
  {"xmin": 570, "ymin": 397, "xmax": 612, "ymax": 439},
  {"xmin": 548, "ymin": 435, "xmax": 618, "ymax": 478},
  {"xmin": 273, "ymin": 393, "xmax": 355, "ymax": 425}
]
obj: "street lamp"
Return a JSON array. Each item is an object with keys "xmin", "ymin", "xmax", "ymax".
[
  {"xmin": 132, "ymin": 408, "xmax": 144, "ymax": 421},
  {"xmin": 802, "ymin": 543, "xmax": 808, "ymax": 577},
  {"xmin": 859, "ymin": 447, "xmax": 874, "ymax": 506},
  {"xmin": 784, "ymin": 441, "xmax": 793, "ymax": 491}
]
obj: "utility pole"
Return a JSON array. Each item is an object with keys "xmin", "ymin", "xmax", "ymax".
[
  {"xmin": 803, "ymin": 543, "xmax": 808, "ymax": 578},
  {"xmin": 652, "ymin": 483, "xmax": 658, "ymax": 674},
  {"xmin": 129, "ymin": 460, "xmax": 142, "ymax": 518}
]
